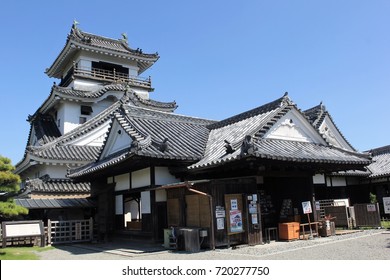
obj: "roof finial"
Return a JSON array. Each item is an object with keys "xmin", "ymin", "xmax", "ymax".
[
  {"xmin": 72, "ymin": 19, "xmax": 79, "ymax": 29},
  {"xmin": 121, "ymin": 33, "xmax": 128, "ymax": 43},
  {"xmin": 284, "ymin": 91, "xmax": 288, "ymax": 97}
]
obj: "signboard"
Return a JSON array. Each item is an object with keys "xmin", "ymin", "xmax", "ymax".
[
  {"xmin": 367, "ymin": 204, "xmax": 376, "ymax": 212},
  {"xmin": 2, "ymin": 220, "xmax": 45, "ymax": 248},
  {"xmin": 229, "ymin": 210, "xmax": 243, "ymax": 232},
  {"xmin": 215, "ymin": 206, "xmax": 226, "ymax": 218},
  {"xmin": 251, "ymin": 214, "xmax": 258, "ymax": 225},
  {"xmin": 217, "ymin": 218, "xmax": 225, "ymax": 230},
  {"xmin": 384, "ymin": 197, "xmax": 390, "ymax": 214},
  {"xmin": 302, "ymin": 201, "xmax": 313, "ymax": 214},
  {"xmin": 4, "ymin": 223, "xmax": 42, "ymax": 237},
  {"xmin": 248, "ymin": 202, "xmax": 257, "ymax": 214}
]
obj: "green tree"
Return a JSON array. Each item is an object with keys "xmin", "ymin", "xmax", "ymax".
[{"xmin": 0, "ymin": 156, "xmax": 28, "ymax": 218}]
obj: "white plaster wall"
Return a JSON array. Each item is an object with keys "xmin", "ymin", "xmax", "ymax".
[
  {"xmin": 155, "ymin": 189, "xmax": 167, "ymax": 202},
  {"xmin": 73, "ymin": 80, "xmax": 101, "ymax": 91},
  {"xmin": 155, "ymin": 167, "xmax": 180, "ymax": 186},
  {"xmin": 141, "ymin": 191, "xmax": 151, "ymax": 214},
  {"xmin": 41, "ymin": 165, "xmax": 68, "ymax": 178},
  {"xmin": 133, "ymin": 88, "xmax": 150, "ymax": 100},
  {"xmin": 63, "ymin": 102, "xmax": 82, "ymax": 134},
  {"xmin": 132, "ymin": 168, "xmax": 151, "ymax": 188},
  {"xmin": 56, "ymin": 103, "xmax": 66, "ymax": 135},
  {"xmin": 115, "ymin": 173, "xmax": 130, "ymax": 191},
  {"xmin": 313, "ymin": 174, "xmax": 326, "ymax": 184},
  {"xmin": 326, "ymin": 177, "xmax": 347, "ymax": 187},
  {"xmin": 110, "ymin": 128, "xmax": 132, "ymax": 155}
]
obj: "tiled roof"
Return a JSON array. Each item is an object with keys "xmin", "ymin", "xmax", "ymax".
[
  {"xmin": 190, "ymin": 94, "xmax": 293, "ymax": 169},
  {"xmin": 365, "ymin": 145, "xmax": 390, "ymax": 178},
  {"xmin": 17, "ymin": 99, "xmax": 119, "ymax": 170},
  {"xmin": 15, "ymin": 198, "xmax": 95, "ymax": 209},
  {"xmin": 27, "ymin": 144, "xmax": 100, "ymax": 162},
  {"xmin": 68, "ymin": 104, "xmax": 215, "ymax": 178},
  {"xmin": 25, "ymin": 176, "xmax": 90, "ymax": 194},
  {"xmin": 31, "ymin": 114, "xmax": 62, "ymax": 145},
  {"xmin": 304, "ymin": 103, "xmax": 356, "ymax": 151},
  {"xmin": 207, "ymin": 93, "xmax": 291, "ymax": 130},
  {"xmin": 71, "ymin": 25, "xmax": 158, "ymax": 59},
  {"xmin": 53, "ymin": 84, "xmax": 177, "ymax": 112},
  {"xmin": 189, "ymin": 94, "xmax": 370, "ymax": 170},
  {"xmin": 189, "ymin": 138, "xmax": 371, "ymax": 170},
  {"xmin": 46, "ymin": 23, "xmax": 159, "ymax": 78}
]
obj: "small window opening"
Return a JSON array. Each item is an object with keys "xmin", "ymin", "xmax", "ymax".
[
  {"xmin": 81, "ymin": 105, "xmax": 93, "ymax": 115},
  {"xmin": 79, "ymin": 117, "xmax": 87, "ymax": 124}
]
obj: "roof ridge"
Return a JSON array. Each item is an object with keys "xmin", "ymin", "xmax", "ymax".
[{"xmin": 207, "ymin": 93, "xmax": 292, "ymax": 130}]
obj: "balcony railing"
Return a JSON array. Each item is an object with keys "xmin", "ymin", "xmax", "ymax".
[{"xmin": 60, "ymin": 66, "xmax": 152, "ymax": 89}]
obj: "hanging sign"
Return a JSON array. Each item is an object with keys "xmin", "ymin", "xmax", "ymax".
[
  {"xmin": 229, "ymin": 210, "xmax": 243, "ymax": 232},
  {"xmin": 383, "ymin": 197, "xmax": 390, "ymax": 214},
  {"xmin": 302, "ymin": 201, "xmax": 313, "ymax": 214}
]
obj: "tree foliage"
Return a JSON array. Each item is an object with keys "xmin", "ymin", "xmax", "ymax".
[{"xmin": 0, "ymin": 155, "xmax": 28, "ymax": 218}]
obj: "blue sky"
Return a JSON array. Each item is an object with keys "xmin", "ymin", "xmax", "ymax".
[{"xmin": 1, "ymin": 0, "xmax": 389, "ymax": 165}]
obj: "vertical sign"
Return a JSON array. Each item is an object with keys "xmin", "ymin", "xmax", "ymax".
[{"xmin": 383, "ymin": 197, "xmax": 390, "ymax": 214}]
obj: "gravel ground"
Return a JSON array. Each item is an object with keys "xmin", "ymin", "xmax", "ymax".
[{"xmin": 36, "ymin": 229, "xmax": 390, "ymax": 260}]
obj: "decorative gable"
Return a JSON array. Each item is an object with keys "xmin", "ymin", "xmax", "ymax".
[
  {"xmin": 318, "ymin": 115, "xmax": 354, "ymax": 151},
  {"xmin": 100, "ymin": 119, "xmax": 132, "ymax": 159},
  {"xmin": 70, "ymin": 121, "xmax": 111, "ymax": 147},
  {"xmin": 264, "ymin": 109, "xmax": 326, "ymax": 144}
]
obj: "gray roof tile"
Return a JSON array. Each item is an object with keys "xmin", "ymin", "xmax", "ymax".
[
  {"xmin": 15, "ymin": 198, "xmax": 95, "ymax": 209},
  {"xmin": 25, "ymin": 177, "xmax": 90, "ymax": 194},
  {"xmin": 366, "ymin": 145, "xmax": 390, "ymax": 178}
]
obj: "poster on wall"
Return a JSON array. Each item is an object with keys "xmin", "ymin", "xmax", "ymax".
[
  {"xmin": 384, "ymin": 197, "xmax": 390, "ymax": 214},
  {"xmin": 302, "ymin": 201, "xmax": 312, "ymax": 214},
  {"xmin": 229, "ymin": 210, "xmax": 243, "ymax": 232}
]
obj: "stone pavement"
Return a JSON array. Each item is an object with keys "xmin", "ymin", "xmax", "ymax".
[{"xmin": 36, "ymin": 229, "xmax": 390, "ymax": 260}]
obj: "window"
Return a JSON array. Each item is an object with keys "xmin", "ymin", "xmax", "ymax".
[
  {"xmin": 81, "ymin": 105, "xmax": 93, "ymax": 115},
  {"xmin": 79, "ymin": 116, "xmax": 87, "ymax": 124}
]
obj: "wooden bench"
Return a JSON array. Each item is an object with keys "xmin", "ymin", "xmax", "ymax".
[{"xmin": 299, "ymin": 222, "xmax": 319, "ymax": 239}]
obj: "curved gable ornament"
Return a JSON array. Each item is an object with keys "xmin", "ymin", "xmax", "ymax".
[{"xmin": 266, "ymin": 118, "xmax": 312, "ymax": 142}]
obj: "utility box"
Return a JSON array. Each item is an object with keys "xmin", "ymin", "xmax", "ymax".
[
  {"xmin": 278, "ymin": 222, "xmax": 300, "ymax": 241},
  {"xmin": 178, "ymin": 228, "xmax": 201, "ymax": 252}
]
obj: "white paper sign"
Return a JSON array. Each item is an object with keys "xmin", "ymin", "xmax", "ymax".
[
  {"xmin": 383, "ymin": 197, "xmax": 390, "ymax": 214},
  {"xmin": 302, "ymin": 201, "xmax": 312, "ymax": 214},
  {"xmin": 231, "ymin": 199, "xmax": 238, "ymax": 210}
]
